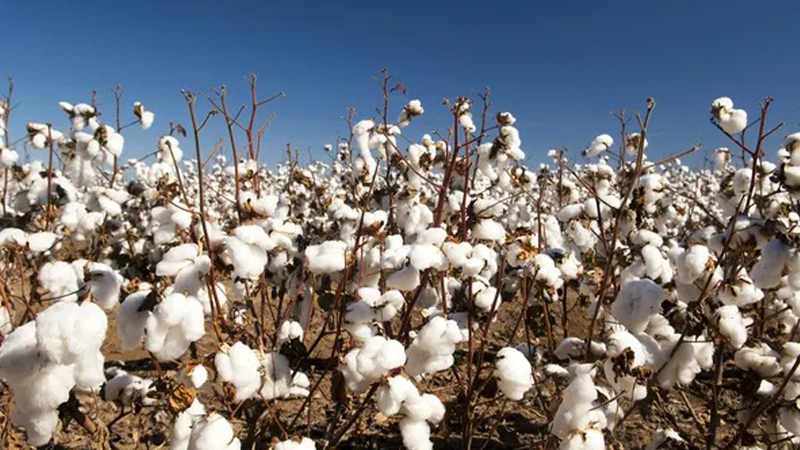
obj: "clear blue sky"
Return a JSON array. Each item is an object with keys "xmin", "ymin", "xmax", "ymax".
[{"xmin": 4, "ymin": 0, "xmax": 800, "ymax": 166}]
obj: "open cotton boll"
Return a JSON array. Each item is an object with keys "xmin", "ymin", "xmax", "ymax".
[
  {"xmin": 675, "ymin": 245, "xmax": 713, "ymax": 284},
  {"xmin": 720, "ymin": 110, "xmax": 748, "ymax": 135},
  {"xmin": 179, "ymin": 364, "xmax": 208, "ymax": 389},
  {"xmin": 0, "ymin": 227, "xmax": 27, "ymax": 248},
  {"xmin": 387, "ymin": 265, "xmax": 421, "ymax": 292},
  {"xmin": 408, "ymin": 228, "xmax": 448, "ymax": 271},
  {"xmin": 610, "ymin": 279, "xmax": 664, "ymax": 333},
  {"xmin": 624, "ymin": 133, "xmax": 648, "ymax": 155},
  {"xmin": 305, "ymin": 240, "xmax": 347, "ymax": 274},
  {"xmin": 226, "ymin": 225, "xmax": 275, "ymax": 280},
  {"xmin": 340, "ymin": 336, "xmax": 406, "ymax": 392},
  {"xmin": 35, "ymin": 301, "xmax": 107, "ymax": 366},
  {"xmin": 277, "ymin": 320, "xmax": 304, "ymax": 345},
  {"xmin": 171, "ymin": 399, "xmax": 206, "ymax": 450},
  {"xmin": 12, "ymin": 364, "xmax": 76, "ymax": 446},
  {"xmin": 735, "ymin": 343, "xmax": 782, "ymax": 377},
  {"xmin": 158, "ymin": 136, "xmax": 183, "ymax": 163},
  {"xmin": 718, "ymin": 270, "xmax": 764, "ymax": 307},
  {"xmin": 473, "ymin": 281, "xmax": 500, "ymax": 312},
  {"xmin": 551, "ymin": 364, "xmax": 606, "ymax": 448},
  {"xmin": 259, "ymin": 352, "xmax": 295, "ymax": 400},
  {"xmin": 85, "ymin": 263, "xmax": 124, "ymax": 309},
  {"xmin": 345, "ymin": 288, "xmax": 406, "ymax": 332},
  {"xmin": 603, "ymin": 329, "xmax": 650, "ymax": 401},
  {"xmin": 215, "ymin": 342, "xmax": 261, "ymax": 401},
  {"xmin": 657, "ymin": 336, "xmax": 714, "ymax": 389},
  {"xmin": 27, "ymin": 231, "xmax": 57, "ymax": 253},
  {"xmin": 145, "ymin": 293, "xmax": 205, "ymax": 361},
  {"xmin": 156, "ymin": 244, "xmax": 210, "ymax": 293},
  {"xmin": 399, "ymin": 418, "xmax": 432, "ymax": 450},
  {"xmin": 751, "ymin": 238, "xmax": 790, "ymax": 289},
  {"xmin": 39, "ymin": 261, "xmax": 81, "ymax": 302},
  {"xmin": 583, "ymin": 134, "xmax": 614, "ymax": 158},
  {"xmin": 273, "ymin": 437, "xmax": 317, "ymax": 450},
  {"xmin": 494, "ymin": 347, "xmax": 534, "ymax": 400},
  {"xmin": 187, "ymin": 412, "xmax": 241, "ymax": 450},
  {"xmin": 554, "ymin": 337, "xmax": 606, "ymax": 360},
  {"xmin": 104, "ymin": 370, "xmax": 156, "ymax": 406},
  {"xmin": 116, "ymin": 290, "xmax": 152, "ymax": 351},
  {"xmin": 645, "ymin": 428, "xmax": 687, "ymax": 450},
  {"xmin": 405, "ymin": 316, "xmax": 463, "ymax": 377},
  {"xmin": 716, "ymin": 305, "xmax": 750, "ymax": 349},
  {"xmin": 0, "ymin": 147, "xmax": 18, "ymax": 168},
  {"xmin": 473, "ymin": 218, "xmax": 506, "ymax": 243},
  {"xmin": 0, "ymin": 322, "xmax": 43, "ymax": 386},
  {"xmin": 133, "ymin": 102, "xmax": 155, "ymax": 130}
]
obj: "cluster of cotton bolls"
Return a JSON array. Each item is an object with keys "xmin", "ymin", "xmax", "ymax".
[
  {"xmin": 3, "ymin": 84, "xmax": 800, "ymax": 450},
  {"xmin": 0, "ymin": 301, "xmax": 107, "ymax": 445}
]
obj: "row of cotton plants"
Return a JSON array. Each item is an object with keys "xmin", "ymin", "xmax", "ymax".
[{"xmin": 0, "ymin": 74, "xmax": 797, "ymax": 450}]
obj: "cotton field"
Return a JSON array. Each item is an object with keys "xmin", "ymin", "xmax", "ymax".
[{"xmin": 0, "ymin": 73, "xmax": 799, "ymax": 450}]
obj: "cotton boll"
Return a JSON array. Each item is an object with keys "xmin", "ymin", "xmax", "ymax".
[
  {"xmin": 387, "ymin": 266, "xmax": 421, "ymax": 291},
  {"xmin": 751, "ymin": 238, "xmax": 790, "ymax": 289},
  {"xmin": 624, "ymin": 133, "xmax": 648, "ymax": 155},
  {"xmin": 554, "ymin": 337, "xmax": 606, "ymax": 360},
  {"xmin": 105, "ymin": 370, "xmax": 156, "ymax": 406},
  {"xmin": 603, "ymin": 330, "xmax": 650, "ymax": 401},
  {"xmin": 494, "ymin": 347, "xmax": 534, "ymax": 401},
  {"xmin": 273, "ymin": 437, "xmax": 317, "ymax": 450},
  {"xmin": 180, "ymin": 364, "xmax": 208, "ymax": 389},
  {"xmin": 712, "ymin": 97, "xmax": 748, "ymax": 134},
  {"xmin": 171, "ymin": 399, "xmax": 206, "ymax": 450},
  {"xmin": 735, "ymin": 343, "xmax": 782, "ymax": 377},
  {"xmin": 116, "ymin": 290, "xmax": 152, "ymax": 351},
  {"xmin": 377, "ymin": 375, "xmax": 418, "ymax": 417},
  {"xmin": 187, "ymin": 413, "xmax": 241, "ymax": 450},
  {"xmin": 341, "ymin": 336, "xmax": 406, "ymax": 391},
  {"xmin": 85, "ymin": 263, "xmax": 124, "ymax": 309},
  {"xmin": 39, "ymin": 261, "xmax": 81, "ymax": 302},
  {"xmin": 145, "ymin": 293, "xmax": 205, "ymax": 361},
  {"xmin": 259, "ymin": 352, "xmax": 294, "ymax": 400},
  {"xmin": 645, "ymin": 428, "xmax": 687, "ymax": 450},
  {"xmin": 551, "ymin": 364, "xmax": 606, "ymax": 448},
  {"xmin": 277, "ymin": 320, "xmax": 304, "ymax": 345},
  {"xmin": 35, "ymin": 301, "xmax": 107, "ymax": 367},
  {"xmin": 721, "ymin": 109, "xmax": 748, "ymax": 134},
  {"xmin": 473, "ymin": 219, "xmax": 506, "ymax": 243},
  {"xmin": 133, "ymin": 102, "xmax": 155, "ymax": 130},
  {"xmin": 610, "ymin": 279, "xmax": 664, "ymax": 333},
  {"xmin": 405, "ymin": 316, "xmax": 463, "ymax": 377},
  {"xmin": 718, "ymin": 270, "xmax": 764, "ymax": 307},
  {"xmin": 305, "ymin": 240, "xmax": 347, "ymax": 274},
  {"xmin": 676, "ymin": 245, "xmax": 713, "ymax": 285},
  {"xmin": 226, "ymin": 225, "xmax": 275, "ymax": 280},
  {"xmin": 0, "ymin": 322, "xmax": 43, "ymax": 386},
  {"xmin": 158, "ymin": 136, "xmax": 183, "ymax": 163},
  {"xmin": 399, "ymin": 418, "xmax": 432, "ymax": 450},
  {"xmin": 716, "ymin": 305, "xmax": 750, "ymax": 349},
  {"xmin": 583, "ymin": 134, "xmax": 614, "ymax": 158},
  {"xmin": 0, "ymin": 227, "xmax": 27, "ymax": 248},
  {"xmin": 214, "ymin": 342, "xmax": 261, "ymax": 402},
  {"xmin": 473, "ymin": 284, "xmax": 499, "ymax": 313},
  {"xmin": 27, "ymin": 232, "xmax": 57, "ymax": 253},
  {"xmin": 657, "ymin": 336, "xmax": 714, "ymax": 389}
]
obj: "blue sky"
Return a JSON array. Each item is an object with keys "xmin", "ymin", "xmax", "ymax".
[{"xmin": 4, "ymin": 0, "xmax": 800, "ymax": 166}]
